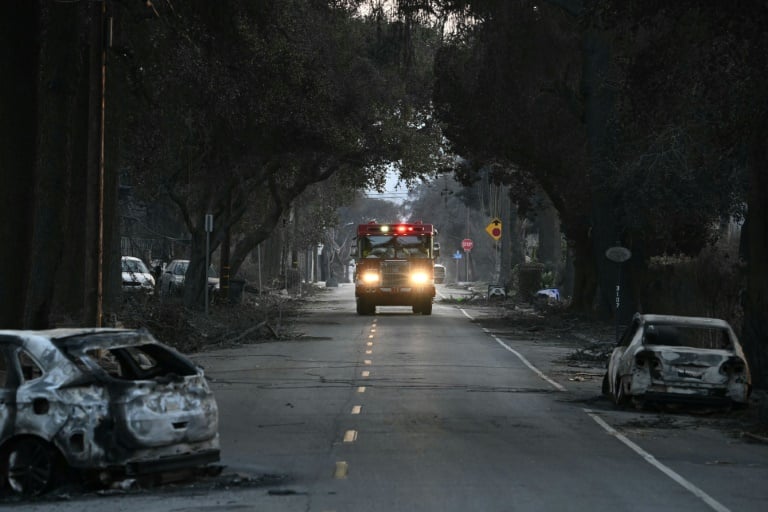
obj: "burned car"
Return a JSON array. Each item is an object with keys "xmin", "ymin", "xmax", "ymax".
[
  {"xmin": 0, "ymin": 328, "xmax": 219, "ymax": 495},
  {"xmin": 603, "ymin": 313, "xmax": 751, "ymax": 409}
]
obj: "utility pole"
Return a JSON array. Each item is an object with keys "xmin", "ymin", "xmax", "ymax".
[{"xmin": 86, "ymin": 1, "xmax": 110, "ymax": 326}]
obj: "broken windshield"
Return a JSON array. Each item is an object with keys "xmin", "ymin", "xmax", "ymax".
[{"xmin": 644, "ymin": 324, "xmax": 733, "ymax": 350}]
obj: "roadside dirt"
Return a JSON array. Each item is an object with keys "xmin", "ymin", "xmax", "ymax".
[{"xmin": 117, "ymin": 290, "xmax": 308, "ymax": 354}]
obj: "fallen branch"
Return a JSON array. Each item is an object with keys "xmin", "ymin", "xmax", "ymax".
[
  {"xmin": 265, "ymin": 323, "xmax": 279, "ymax": 338},
  {"xmin": 742, "ymin": 432, "xmax": 768, "ymax": 444},
  {"xmin": 226, "ymin": 321, "xmax": 268, "ymax": 345}
]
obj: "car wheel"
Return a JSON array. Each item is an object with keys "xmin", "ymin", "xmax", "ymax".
[
  {"xmin": 421, "ymin": 300, "xmax": 432, "ymax": 316},
  {"xmin": 614, "ymin": 377, "xmax": 630, "ymax": 407},
  {"xmin": 357, "ymin": 299, "xmax": 372, "ymax": 315},
  {"xmin": 412, "ymin": 303, "xmax": 422, "ymax": 314},
  {"xmin": 4, "ymin": 438, "xmax": 58, "ymax": 496},
  {"xmin": 601, "ymin": 373, "xmax": 610, "ymax": 396}
]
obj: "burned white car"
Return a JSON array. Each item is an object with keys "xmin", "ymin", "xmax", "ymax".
[
  {"xmin": 0, "ymin": 328, "xmax": 219, "ymax": 495},
  {"xmin": 603, "ymin": 314, "xmax": 751, "ymax": 409}
]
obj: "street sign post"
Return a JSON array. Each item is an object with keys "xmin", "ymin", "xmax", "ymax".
[
  {"xmin": 460, "ymin": 239, "xmax": 473, "ymax": 281},
  {"xmin": 453, "ymin": 250, "xmax": 462, "ymax": 282},
  {"xmin": 205, "ymin": 214, "xmax": 214, "ymax": 315}
]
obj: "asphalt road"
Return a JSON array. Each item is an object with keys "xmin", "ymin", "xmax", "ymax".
[{"xmin": 16, "ymin": 284, "xmax": 768, "ymax": 511}]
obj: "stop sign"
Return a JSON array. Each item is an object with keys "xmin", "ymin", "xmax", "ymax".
[{"xmin": 462, "ymin": 238, "xmax": 474, "ymax": 251}]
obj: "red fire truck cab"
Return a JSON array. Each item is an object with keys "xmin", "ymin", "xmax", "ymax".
[{"xmin": 354, "ymin": 221, "xmax": 439, "ymax": 315}]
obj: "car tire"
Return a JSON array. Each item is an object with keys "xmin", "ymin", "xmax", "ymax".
[
  {"xmin": 4, "ymin": 437, "xmax": 59, "ymax": 496},
  {"xmin": 601, "ymin": 373, "xmax": 610, "ymax": 396},
  {"xmin": 421, "ymin": 300, "xmax": 432, "ymax": 316},
  {"xmin": 357, "ymin": 299, "xmax": 374, "ymax": 315}
]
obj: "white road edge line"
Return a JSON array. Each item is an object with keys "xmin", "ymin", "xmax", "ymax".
[
  {"xmin": 584, "ymin": 409, "xmax": 732, "ymax": 512},
  {"xmin": 460, "ymin": 307, "xmax": 565, "ymax": 392}
]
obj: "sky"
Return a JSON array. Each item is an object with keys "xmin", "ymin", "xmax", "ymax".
[{"xmin": 365, "ymin": 170, "xmax": 409, "ymax": 204}]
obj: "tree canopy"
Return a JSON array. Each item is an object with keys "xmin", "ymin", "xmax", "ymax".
[{"xmin": 114, "ymin": 0, "xmax": 450, "ymax": 308}]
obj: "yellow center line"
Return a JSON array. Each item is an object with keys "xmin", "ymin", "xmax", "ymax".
[
  {"xmin": 366, "ymin": 350, "xmax": 372, "ymax": 355},
  {"xmin": 367, "ymin": 341, "xmax": 373, "ymax": 346},
  {"xmin": 343, "ymin": 430, "xmax": 358, "ymax": 443},
  {"xmin": 364, "ymin": 359, "xmax": 372, "ymax": 365},
  {"xmin": 351, "ymin": 405, "xmax": 362, "ymax": 415},
  {"xmin": 357, "ymin": 386, "xmax": 366, "ymax": 393},
  {"xmin": 334, "ymin": 461, "xmax": 349, "ymax": 479},
  {"xmin": 361, "ymin": 370, "xmax": 370, "ymax": 377}
]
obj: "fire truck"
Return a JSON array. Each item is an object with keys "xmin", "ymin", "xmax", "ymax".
[{"xmin": 354, "ymin": 221, "xmax": 440, "ymax": 315}]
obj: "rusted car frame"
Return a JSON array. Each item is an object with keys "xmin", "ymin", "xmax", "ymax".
[
  {"xmin": 0, "ymin": 328, "xmax": 219, "ymax": 495},
  {"xmin": 603, "ymin": 314, "xmax": 751, "ymax": 409}
]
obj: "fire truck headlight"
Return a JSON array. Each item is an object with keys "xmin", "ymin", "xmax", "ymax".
[
  {"xmin": 410, "ymin": 271, "xmax": 429, "ymax": 285},
  {"xmin": 361, "ymin": 272, "xmax": 380, "ymax": 284}
]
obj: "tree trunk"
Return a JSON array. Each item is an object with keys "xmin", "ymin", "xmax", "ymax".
[
  {"xmin": 567, "ymin": 227, "xmax": 597, "ymax": 313},
  {"xmin": 25, "ymin": 3, "xmax": 91, "ymax": 328},
  {"xmin": 0, "ymin": 2, "xmax": 39, "ymax": 328},
  {"xmin": 580, "ymin": 23, "xmax": 638, "ymax": 321},
  {"xmin": 741, "ymin": 133, "xmax": 768, "ymax": 388},
  {"xmin": 537, "ymin": 194, "xmax": 561, "ymax": 268},
  {"xmin": 183, "ymin": 229, "xmax": 208, "ymax": 311}
]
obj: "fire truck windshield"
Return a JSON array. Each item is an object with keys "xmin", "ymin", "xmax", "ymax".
[{"xmin": 360, "ymin": 235, "xmax": 432, "ymax": 259}]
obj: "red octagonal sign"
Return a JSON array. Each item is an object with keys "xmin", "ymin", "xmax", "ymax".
[{"xmin": 462, "ymin": 238, "xmax": 474, "ymax": 251}]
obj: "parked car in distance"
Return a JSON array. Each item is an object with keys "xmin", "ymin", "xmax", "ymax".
[
  {"xmin": 0, "ymin": 328, "xmax": 220, "ymax": 495},
  {"xmin": 159, "ymin": 259, "xmax": 188, "ymax": 296},
  {"xmin": 433, "ymin": 264, "xmax": 446, "ymax": 284},
  {"xmin": 603, "ymin": 313, "xmax": 751, "ymax": 409},
  {"xmin": 159, "ymin": 259, "xmax": 220, "ymax": 297},
  {"xmin": 121, "ymin": 256, "xmax": 155, "ymax": 295}
]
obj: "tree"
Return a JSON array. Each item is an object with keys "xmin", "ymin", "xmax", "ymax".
[
  {"xmin": 432, "ymin": 1, "xmax": 595, "ymax": 308},
  {"xmin": 430, "ymin": 0, "xmax": 749, "ymax": 323},
  {"xmin": 599, "ymin": 0, "xmax": 766, "ymax": 384},
  {"xmin": 114, "ymin": 0, "xmax": 447, "ymax": 309}
]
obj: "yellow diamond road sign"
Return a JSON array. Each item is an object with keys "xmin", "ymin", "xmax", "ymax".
[{"xmin": 485, "ymin": 218, "xmax": 502, "ymax": 241}]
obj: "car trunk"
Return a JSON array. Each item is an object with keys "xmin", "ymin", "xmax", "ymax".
[
  {"xmin": 61, "ymin": 334, "xmax": 219, "ymax": 452},
  {"xmin": 113, "ymin": 373, "xmax": 219, "ymax": 448},
  {"xmin": 649, "ymin": 347, "xmax": 734, "ymax": 388}
]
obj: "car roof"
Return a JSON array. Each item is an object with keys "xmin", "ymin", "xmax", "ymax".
[
  {"xmin": 636, "ymin": 313, "xmax": 732, "ymax": 329},
  {"xmin": 0, "ymin": 328, "xmax": 157, "ymax": 348}
]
